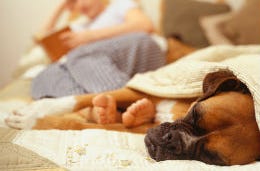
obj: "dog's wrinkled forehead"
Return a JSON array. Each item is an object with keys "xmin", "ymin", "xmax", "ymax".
[{"xmin": 198, "ymin": 70, "xmax": 250, "ymax": 101}]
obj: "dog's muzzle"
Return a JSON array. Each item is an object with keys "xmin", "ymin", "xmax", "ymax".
[
  {"xmin": 145, "ymin": 121, "xmax": 199, "ymax": 161},
  {"xmin": 145, "ymin": 121, "xmax": 226, "ymax": 165}
]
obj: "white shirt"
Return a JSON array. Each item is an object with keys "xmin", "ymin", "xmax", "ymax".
[
  {"xmin": 69, "ymin": 0, "xmax": 168, "ymax": 52},
  {"xmin": 71, "ymin": 0, "xmax": 138, "ymax": 31}
]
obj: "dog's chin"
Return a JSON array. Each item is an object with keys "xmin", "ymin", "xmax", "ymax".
[{"xmin": 144, "ymin": 121, "xmax": 196, "ymax": 161}]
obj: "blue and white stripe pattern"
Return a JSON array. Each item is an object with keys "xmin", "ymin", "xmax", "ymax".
[{"xmin": 31, "ymin": 32, "xmax": 165, "ymax": 99}]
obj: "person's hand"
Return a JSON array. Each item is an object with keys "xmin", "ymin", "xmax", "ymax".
[
  {"xmin": 60, "ymin": 30, "xmax": 95, "ymax": 49},
  {"xmin": 60, "ymin": 0, "xmax": 76, "ymax": 11}
]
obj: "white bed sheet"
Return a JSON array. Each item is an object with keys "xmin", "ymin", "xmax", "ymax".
[{"xmin": 11, "ymin": 129, "xmax": 260, "ymax": 171}]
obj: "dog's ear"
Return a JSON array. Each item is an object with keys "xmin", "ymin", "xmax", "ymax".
[{"xmin": 198, "ymin": 70, "xmax": 250, "ymax": 101}]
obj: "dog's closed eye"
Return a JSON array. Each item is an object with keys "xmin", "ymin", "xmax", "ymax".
[{"xmin": 183, "ymin": 104, "xmax": 206, "ymax": 135}]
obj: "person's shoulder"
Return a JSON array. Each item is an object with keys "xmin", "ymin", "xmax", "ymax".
[{"xmin": 109, "ymin": 0, "xmax": 138, "ymax": 9}]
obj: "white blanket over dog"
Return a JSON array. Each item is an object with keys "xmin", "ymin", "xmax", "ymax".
[{"xmin": 127, "ymin": 45, "xmax": 260, "ymax": 130}]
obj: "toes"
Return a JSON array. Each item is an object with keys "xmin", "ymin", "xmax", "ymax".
[
  {"xmin": 92, "ymin": 107, "xmax": 108, "ymax": 124},
  {"xmin": 141, "ymin": 98, "xmax": 155, "ymax": 111},
  {"xmin": 92, "ymin": 94, "xmax": 109, "ymax": 107},
  {"xmin": 135, "ymin": 99, "xmax": 147, "ymax": 109},
  {"xmin": 122, "ymin": 112, "xmax": 135, "ymax": 127},
  {"xmin": 138, "ymin": 98, "xmax": 150, "ymax": 108},
  {"xmin": 92, "ymin": 94, "xmax": 117, "ymax": 124},
  {"xmin": 106, "ymin": 96, "xmax": 116, "ymax": 108},
  {"xmin": 122, "ymin": 98, "xmax": 155, "ymax": 128},
  {"xmin": 127, "ymin": 99, "xmax": 148, "ymax": 116},
  {"xmin": 126, "ymin": 104, "xmax": 136, "ymax": 115}
]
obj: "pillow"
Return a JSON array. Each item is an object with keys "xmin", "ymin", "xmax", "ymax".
[
  {"xmin": 137, "ymin": 0, "xmax": 162, "ymax": 32},
  {"xmin": 200, "ymin": 13, "xmax": 233, "ymax": 45},
  {"xmin": 217, "ymin": 0, "xmax": 260, "ymax": 45},
  {"xmin": 161, "ymin": 0, "xmax": 230, "ymax": 48}
]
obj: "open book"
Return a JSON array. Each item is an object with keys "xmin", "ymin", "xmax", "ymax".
[{"xmin": 36, "ymin": 27, "xmax": 72, "ymax": 62}]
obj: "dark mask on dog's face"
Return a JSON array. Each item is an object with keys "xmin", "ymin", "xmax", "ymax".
[
  {"xmin": 145, "ymin": 117, "xmax": 227, "ymax": 165},
  {"xmin": 145, "ymin": 70, "xmax": 260, "ymax": 165},
  {"xmin": 145, "ymin": 121, "xmax": 226, "ymax": 165}
]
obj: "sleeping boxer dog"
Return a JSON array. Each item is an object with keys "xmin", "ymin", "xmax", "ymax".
[
  {"xmin": 5, "ymin": 70, "xmax": 260, "ymax": 165},
  {"xmin": 145, "ymin": 70, "xmax": 260, "ymax": 165}
]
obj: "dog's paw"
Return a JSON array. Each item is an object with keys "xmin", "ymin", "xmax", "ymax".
[
  {"xmin": 5, "ymin": 112, "xmax": 37, "ymax": 129},
  {"xmin": 5, "ymin": 96, "xmax": 76, "ymax": 129},
  {"xmin": 5, "ymin": 100, "xmax": 52, "ymax": 129}
]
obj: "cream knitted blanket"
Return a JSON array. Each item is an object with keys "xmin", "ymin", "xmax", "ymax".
[{"xmin": 127, "ymin": 45, "xmax": 260, "ymax": 130}]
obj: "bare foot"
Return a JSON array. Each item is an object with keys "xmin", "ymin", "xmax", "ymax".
[
  {"xmin": 122, "ymin": 98, "xmax": 155, "ymax": 128},
  {"xmin": 91, "ymin": 94, "xmax": 119, "ymax": 124}
]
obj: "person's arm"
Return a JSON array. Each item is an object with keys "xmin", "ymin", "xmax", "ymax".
[
  {"xmin": 90, "ymin": 8, "xmax": 154, "ymax": 40},
  {"xmin": 39, "ymin": 0, "xmax": 68, "ymax": 36},
  {"xmin": 61, "ymin": 8, "xmax": 154, "ymax": 48}
]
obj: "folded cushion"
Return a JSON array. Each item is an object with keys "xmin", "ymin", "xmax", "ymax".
[
  {"xmin": 200, "ymin": 13, "xmax": 233, "ymax": 45},
  {"xmin": 218, "ymin": 0, "xmax": 260, "ymax": 45},
  {"xmin": 161, "ymin": 0, "xmax": 230, "ymax": 48}
]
